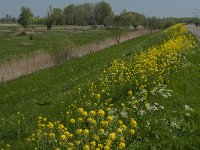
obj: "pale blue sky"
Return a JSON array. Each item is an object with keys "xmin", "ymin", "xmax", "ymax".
[{"xmin": 0, "ymin": 0, "xmax": 200, "ymax": 18}]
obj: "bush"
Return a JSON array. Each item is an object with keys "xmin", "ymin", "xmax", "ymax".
[
  {"xmin": 50, "ymin": 39, "xmax": 75, "ymax": 64},
  {"xmin": 18, "ymin": 31, "xmax": 27, "ymax": 36},
  {"xmin": 109, "ymin": 27, "xmax": 125, "ymax": 44},
  {"xmin": 29, "ymin": 34, "xmax": 33, "ymax": 40}
]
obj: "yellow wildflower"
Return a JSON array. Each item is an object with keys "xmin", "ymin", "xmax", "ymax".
[
  {"xmin": 76, "ymin": 129, "xmax": 82, "ymax": 134},
  {"xmin": 117, "ymin": 128, "xmax": 123, "ymax": 134},
  {"xmin": 89, "ymin": 110, "xmax": 96, "ymax": 116},
  {"xmin": 90, "ymin": 141, "xmax": 96, "ymax": 147},
  {"xmin": 47, "ymin": 122, "xmax": 54, "ymax": 129},
  {"xmin": 70, "ymin": 118, "xmax": 76, "ymax": 124},
  {"xmin": 100, "ymin": 120, "xmax": 108, "ymax": 127},
  {"xmin": 107, "ymin": 116, "xmax": 113, "ymax": 122},
  {"xmin": 83, "ymin": 129, "xmax": 89, "ymax": 135},
  {"xmin": 83, "ymin": 145, "xmax": 90, "ymax": 150},
  {"xmin": 77, "ymin": 107, "xmax": 84, "ymax": 113},
  {"xmin": 118, "ymin": 120, "xmax": 123, "ymax": 125},
  {"xmin": 58, "ymin": 124, "xmax": 64, "ymax": 130},
  {"xmin": 119, "ymin": 142, "xmax": 125, "ymax": 149},
  {"xmin": 97, "ymin": 110, "xmax": 105, "ymax": 117},
  {"xmin": 78, "ymin": 117, "xmax": 83, "ymax": 122},
  {"xmin": 129, "ymin": 129, "xmax": 135, "ymax": 135},
  {"xmin": 104, "ymin": 145, "xmax": 110, "ymax": 150},
  {"xmin": 128, "ymin": 90, "xmax": 133, "ymax": 96},
  {"xmin": 98, "ymin": 129, "xmax": 104, "ymax": 134},
  {"xmin": 96, "ymin": 94, "xmax": 101, "ymax": 99},
  {"xmin": 60, "ymin": 135, "xmax": 66, "ymax": 141},
  {"xmin": 108, "ymin": 132, "xmax": 116, "ymax": 141},
  {"xmin": 49, "ymin": 133, "xmax": 55, "ymax": 138},
  {"xmin": 93, "ymin": 134, "xmax": 100, "ymax": 141},
  {"xmin": 130, "ymin": 118, "xmax": 137, "ymax": 128}
]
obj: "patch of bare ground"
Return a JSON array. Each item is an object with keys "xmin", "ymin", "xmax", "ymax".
[{"xmin": 0, "ymin": 29, "xmax": 158, "ymax": 82}]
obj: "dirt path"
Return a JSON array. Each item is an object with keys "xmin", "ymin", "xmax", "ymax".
[{"xmin": 0, "ymin": 29, "xmax": 158, "ymax": 82}]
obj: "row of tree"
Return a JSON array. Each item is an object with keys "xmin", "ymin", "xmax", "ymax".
[
  {"xmin": 17, "ymin": 1, "xmax": 115, "ymax": 29},
  {"xmin": 0, "ymin": 14, "xmax": 17, "ymax": 23},
  {"xmin": 1, "ymin": 1, "xmax": 197, "ymax": 30}
]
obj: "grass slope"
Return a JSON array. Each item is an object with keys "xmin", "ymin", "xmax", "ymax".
[
  {"xmin": 0, "ymin": 33, "xmax": 158, "ymax": 120},
  {"xmin": 0, "ymin": 32, "xmax": 162, "ymax": 149},
  {"xmin": 1, "ymin": 29, "xmax": 199, "ymax": 149}
]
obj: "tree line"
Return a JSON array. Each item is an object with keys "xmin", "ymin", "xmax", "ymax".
[{"xmin": 0, "ymin": 1, "xmax": 197, "ymax": 30}]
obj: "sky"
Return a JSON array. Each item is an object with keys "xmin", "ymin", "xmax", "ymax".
[{"xmin": 0, "ymin": 0, "xmax": 200, "ymax": 18}]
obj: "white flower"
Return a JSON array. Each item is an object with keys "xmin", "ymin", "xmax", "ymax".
[
  {"xmin": 139, "ymin": 110, "xmax": 146, "ymax": 116},
  {"xmin": 120, "ymin": 110, "xmax": 128, "ymax": 118},
  {"xmin": 184, "ymin": 105, "xmax": 193, "ymax": 111},
  {"xmin": 159, "ymin": 106, "xmax": 165, "ymax": 110},
  {"xmin": 185, "ymin": 113, "xmax": 190, "ymax": 117},
  {"xmin": 170, "ymin": 121, "xmax": 180, "ymax": 129},
  {"xmin": 151, "ymin": 84, "xmax": 173, "ymax": 98}
]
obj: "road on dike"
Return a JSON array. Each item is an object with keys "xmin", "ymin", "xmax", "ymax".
[{"xmin": 187, "ymin": 24, "xmax": 200, "ymax": 41}]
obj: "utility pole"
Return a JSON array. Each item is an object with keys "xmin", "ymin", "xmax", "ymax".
[{"xmin": 194, "ymin": 9, "xmax": 200, "ymax": 27}]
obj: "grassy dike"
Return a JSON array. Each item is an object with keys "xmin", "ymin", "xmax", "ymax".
[
  {"xmin": 0, "ymin": 32, "xmax": 160, "ymax": 148},
  {"xmin": 1, "ymin": 24, "xmax": 199, "ymax": 149}
]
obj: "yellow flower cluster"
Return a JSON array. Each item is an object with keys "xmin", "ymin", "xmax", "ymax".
[
  {"xmin": 96, "ymin": 24, "xmax": 196, "ymax": 102},
  {"xmin": 27, "ymin": 24, "xmax": 197, "ymax": 150},
  {"xmin": 27, "ymin": 106, "xmax": 137, "ymax": 150}
]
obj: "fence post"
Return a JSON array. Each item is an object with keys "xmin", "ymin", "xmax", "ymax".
[{"xmin": 1, "ymin": 77, "xmax": 3, "ymax": 84}]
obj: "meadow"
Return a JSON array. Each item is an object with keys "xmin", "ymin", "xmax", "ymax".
[
  {"xmin": 0, "ymin": 24, "xmax": 200, "ymax": 150},
  {"xmin": 0, "ymin": 24, "xmax": 114, "ymax": 61}
]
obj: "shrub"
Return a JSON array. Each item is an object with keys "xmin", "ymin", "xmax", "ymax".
[
  {"xmin": 50, "ymin": 38, "xmax": 75, "ymax": 64},
  {"xmin": 29, "ymin": 34, "xmax": 33, "ymax": 40},
  {"xmin": 18, "ymin": 31, "xmax": 27, "ymax": 36},
  {"xmin": 109, "ymin": 27, "xmax": 125, "ymax": 44}
]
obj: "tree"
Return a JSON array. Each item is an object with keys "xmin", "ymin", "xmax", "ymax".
[
  {"xmin": 64, "ymin": 3, "xmax": 95, "ymax": 25},
  {"xmin": 110, "ymin": 28, "xmax": 124, "ymax": 44},
  {"xmin": 81, "ymin": 3, "xmax": 95, "ymax": 25},
  {"xmin": 18, "ymin": 7, "xmax": 33, "ymax": 28},
  {"xmin": 64, "ymin": 4, "xmax": 75, "ymax": 25},
  {"xmin": 103, "ymin": 14, "xmax": 114, "ymax": 28},
  {"xmin": 120, "ymin": 11, "xmax": 136, "ymax": 29},
  {"xmin": 1, "ymin": 14, "xmax": 16, "ymax": 23},
  {"xmin": 144, "ymin": 17, "xmax": 161, "ymax": 31},
  {"xmin": 74, "ymin": 5, "xmax": 86, "ymax": 25},
  {"xmin": 51, "ymin": 8, "xmax": 64, "ymax": 25},
  {"xmin": 46, "ymin": 6, "xmax": 53, "ymax": 30},
  {"xmin": 94, "ymin": 1, "xmax": 112, "ymax": 25},
  {"xmin": 113, "ymin": 15, "xmax": 123, "ymax": 27},
  {"xmin": 135, "ymin": 14, "xmax": 146, "ymax": 28}
]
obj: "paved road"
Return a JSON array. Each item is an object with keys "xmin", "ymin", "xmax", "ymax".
[{"xmin": 186, "ymin": 24, "xmax": 200, "ymax": 41}]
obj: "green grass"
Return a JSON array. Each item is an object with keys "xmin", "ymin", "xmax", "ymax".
[
  {"xmin": 0, "ymin": 33, "xmax": 158, "ymax": 119},
  {"xmin": 0, "ymin": 33, "xmax": 161, "ymax": 149},
  {"xmin": 1, "ymin": 29, "xmax": 199, "ymax": 149},
  {"xmin": 0, "ymin": 29, "xmax": 113, "ymax": 61}
]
